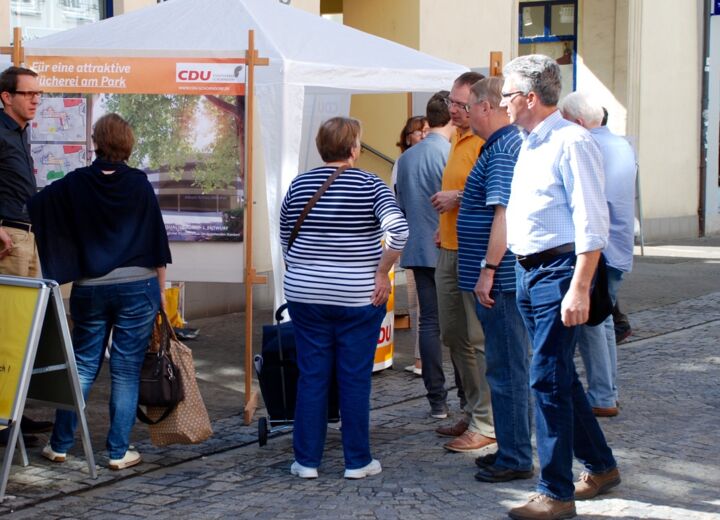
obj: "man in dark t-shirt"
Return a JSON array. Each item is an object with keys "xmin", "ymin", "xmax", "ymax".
[
  {"xmin": 0, "ymin": 66, "xmax": 41, "ymax": 277},
  {"xmin": 0, "ymin": 66, "xmax": 53, "ymax": 440}
]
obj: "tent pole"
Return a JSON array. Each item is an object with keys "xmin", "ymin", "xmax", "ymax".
[
  {"xmin": 12, "ymin": 28, "xmax": 23, "ymax": 66},
  {"xmin": 490, "ymin": 51, "xmax": 503, "ymax": 77},
  {"xmin": 0, "ymin": 27, "xmax": 24, "ymax": 66},
  {"xmin": 243, "ymin": 29, "xmax": 269, "ymax": 426}
]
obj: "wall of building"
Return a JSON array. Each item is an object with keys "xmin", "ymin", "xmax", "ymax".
[
  {"xmin": 576, "ymin": 0, "xmax": 629, "ymax": 136},
  {"xmin": 420, "ymin": 0, "xmax": 515, "ymax": 68},
  {"xmin": 344, "ymin": 0, "xmax": 418, "ymax": 169},
  {"xmin": 113, "ymin": 0, "xmax": 152, "ymax": 14},
  {"xmin": 0, "ymin": 2, "xmax": 10, "ymax": 45},
  {"xmin": 630, "ymin": 0, "xmax": 701, "ymax": 239}
]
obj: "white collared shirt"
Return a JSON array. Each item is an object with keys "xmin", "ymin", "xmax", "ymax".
[{"xmin": 506, "ymin": 110, "xmax": 609, "ymax": 256}]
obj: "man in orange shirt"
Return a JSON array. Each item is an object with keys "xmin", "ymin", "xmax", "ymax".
[{"xmin": 431, "ymin": 72, "xmax": 495, "ymax": 452}]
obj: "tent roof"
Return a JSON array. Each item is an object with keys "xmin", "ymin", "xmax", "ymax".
[{"xmin": 24, "ymin": 0, "xmax": 467, "ymax": 92}]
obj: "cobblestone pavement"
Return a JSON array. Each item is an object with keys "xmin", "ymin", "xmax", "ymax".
[{"xmin": 2, "ymin": 244, "xmax": 720, "ymax": 519}]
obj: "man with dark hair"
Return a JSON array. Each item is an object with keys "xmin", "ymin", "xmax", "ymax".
[
  {"xmin": 0, "ymin": 66, "xmax": 54, "ymax": 441},
  {"xmin": 396, "ymin": 91, "xmax": 453, "ymax": 419},
  {"xmin": 0, "ymin": 66, "xmax": 41, "ymax": 276},
  {"xmin": 431, "ymin": 71, "xmax": 496, "ymax": 453},
  {"xmin": 502, "ymin": 54, "xmax": 619, "ymax": 520}
]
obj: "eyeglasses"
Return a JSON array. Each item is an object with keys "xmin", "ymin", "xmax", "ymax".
[
  {"xmin": 443, "ymin": 97, "xmax": 470, "ymax": 113},
  {"xmin": 410, "ymin": 129, "xmax": 429, "ymax": 137},
  {"xmin": 500, "ymin": 90, "xmax": 526, "ymax": 102},
  {"xmin": 12, "ymin": 90, "xmax": 43, "ymax": 100}
]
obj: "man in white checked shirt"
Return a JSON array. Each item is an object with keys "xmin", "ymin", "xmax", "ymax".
[{"xmin": 501, "ymin": 55, "xmax": 620, "ymax": 520}]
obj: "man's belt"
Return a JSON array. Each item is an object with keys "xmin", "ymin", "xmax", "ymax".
[
  {"xmin": 516, "ymin": 243, "xmax": 575, "ymax": 270},
  {"xmin": 0, "ymin": 219, "xmax": 32, "ymax": 232}
]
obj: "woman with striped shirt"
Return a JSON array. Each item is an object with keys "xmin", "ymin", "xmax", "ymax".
[{"xmin": 280, "ymin": 117, "xmax": 408, "ymax": 480}]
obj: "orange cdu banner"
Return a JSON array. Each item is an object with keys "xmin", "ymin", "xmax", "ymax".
[{"xmin": 25, "ymin": 56, "xmax": 247, "ymax": 95}]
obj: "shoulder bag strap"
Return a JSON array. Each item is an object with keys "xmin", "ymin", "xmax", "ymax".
[{"xmin": 287, "ymin": 164, "xmax": 349, "ymax": 252}]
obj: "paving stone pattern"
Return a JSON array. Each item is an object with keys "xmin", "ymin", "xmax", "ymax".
[{"xmin": 2, "ymin": 293, "xmax": 720, "ymax": 519}]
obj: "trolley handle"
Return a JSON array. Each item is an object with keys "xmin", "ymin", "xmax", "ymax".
[{"xmin": 275, "ymin": 303, "xmax": 289, "ymax": 323}]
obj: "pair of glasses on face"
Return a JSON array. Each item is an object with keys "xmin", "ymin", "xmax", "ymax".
[
  {"xmin": 12, "ymin": 90, "xmax": 44, "ymax": 100},
  {"xmin": 443, "ymin": 97, "xmax": 470, "ymax": 113},
  {"xmin": 500, "ymin": 90, "xmax": 526, "ymax": 103},
  {"xmin": 411, "ymin": 129, "xmax": 429, "ymax": 137}
]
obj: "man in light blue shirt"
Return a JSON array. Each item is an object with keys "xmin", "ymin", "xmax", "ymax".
[
  {"xmin": 560, "ymin": 92, "xmax": 637, "ymax": 418},
  {"xmin": 501, "ymin": 55, "xmax": 619, "ymax": 520},
  {"xmin": 396, "ymin": 91, "xmax": 453, "ymax": 419}
]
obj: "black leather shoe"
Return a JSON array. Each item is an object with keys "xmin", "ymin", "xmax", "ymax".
[
  {"xmin": 21, "ymin": 416, "xmax": 54, "ymax": 434},
  {"xmin": 474, "ymin": 451, "xmax": 497, "ymax": 468},
  {"xmin": 475, "ymin": 464, "xmax": 534, "ymax": 483}
]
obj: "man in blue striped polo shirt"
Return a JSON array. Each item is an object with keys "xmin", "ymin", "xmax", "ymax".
[{"xmin": 456, "ymin": 77, "xmax": 533, "ymax": 484}]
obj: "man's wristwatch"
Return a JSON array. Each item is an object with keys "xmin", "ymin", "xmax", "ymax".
[{"xmin": 480, "ymin": 259, "xmax": 499, "ymax": 270}]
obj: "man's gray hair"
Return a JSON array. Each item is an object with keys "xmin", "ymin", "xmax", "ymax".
[
  {"xmin": 469, "ymin": 76, "xmax": 504, "ymax": 109},
  {"xmin": 558, "ymin": 92, "xmax": 604, "ymax": 127},
  {"xmin": 503, "ymin": 54, "xmax": 562, "ymax": 106}
]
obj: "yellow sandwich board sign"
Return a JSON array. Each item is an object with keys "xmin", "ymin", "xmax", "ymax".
[
  {"xmin": 0, "ymin": 285, "xmax": 39, "ymax": 420},
  {"xmin": 0, "ymin": 275, "xmax": 96, "ymax": 502}
]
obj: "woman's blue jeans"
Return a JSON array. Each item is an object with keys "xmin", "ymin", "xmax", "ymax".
[
  {"xmin": 50, "ymin": 277, "xmax": 160, "ymax": 459},
  {"xmin": 515, "ymin": 255, "xmax": 616, "ymax": 501},
  {"xmin": 287, "ymin": 301, "xmax": 386, "ymax": 470}
]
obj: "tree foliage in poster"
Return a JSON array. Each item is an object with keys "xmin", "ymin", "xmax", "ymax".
[{"xmin": 102, "ymin": 94, "xmax": 243, "ymax": 193}]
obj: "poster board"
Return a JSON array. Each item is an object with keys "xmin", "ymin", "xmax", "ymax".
[{"xmin": 0, "ymin": 276, "xmax": 96, "ymax": 502}]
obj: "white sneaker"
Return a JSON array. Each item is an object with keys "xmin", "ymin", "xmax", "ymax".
[
  {"xmin": 290, "ymin": 461, "xmax": 318, "ymax": 479},
  {"xmin": 344, "ymin": 459, "xmax": 382, "ymax": 479},
  {"xmin": 404, "ymin": 364, "xmax": 422, "ymax": 376},
  {"xmin": 108, "ymin": 450, "xmax": 142, "ymax": 470},
  {"xmin": 41, "ymin": 444, "xmax": 66, "ymax": 463}
]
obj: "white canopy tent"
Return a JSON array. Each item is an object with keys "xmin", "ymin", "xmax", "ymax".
[{"xmin": 23, "ymin": 0, "xmax": 468, "ymax": 307}]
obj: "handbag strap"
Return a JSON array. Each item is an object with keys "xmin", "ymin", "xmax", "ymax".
[
  {"xmin": 287, "ymin": 164, "xmax": 349, "ymax": 252},
  {"xmin": 156, "ymin": 307, "xmax": 179, "ymax": 353},
  {"xmin": 136, "ymin": 403, "xmax": 177, "ymax": 425}
]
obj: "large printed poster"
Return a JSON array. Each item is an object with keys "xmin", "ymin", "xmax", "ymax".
[
  {"xmin": 30, "ymin": 97, "xmax": 88, "ymax": 187},
  {"xmin": 28, "ymin": 93, "xmax": 244, "ymax": 242},
  {"xmin": 25, "ymin": 56, "xmax": 247, "ymax": 242}
]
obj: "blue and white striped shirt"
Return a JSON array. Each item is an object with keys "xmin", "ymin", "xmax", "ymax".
[
  {"xmin": 280, "ymin": 166, "xmax": 408, "ymax": 307},
  {"xmin": 506, "ymin": 111, "xmax": 608, "ymax": 256},
  {"xmin": 457, "ymin": 125, "xmax": 521, "ymax": 292}
]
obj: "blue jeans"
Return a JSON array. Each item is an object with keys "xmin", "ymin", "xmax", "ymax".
[
  {"xmin": 577, "ymin": 266, "xmax": 624, "ymax": 407},
  {"xmin": 515, "ymin": 254, "xmax": 616, "ymax": 501},
  {"xmin": 411, "ymin": 267, "xmax": 447, "ymax": 409},
  {"xmin": 287, "ymin": 301, "xmax": 386, "ymax": 470},
  {"xmin": 474, "ymin": 289, "xmax": 532, "ymax": 471},
  {"xmin": 51, "ymin": 277, "xmax": 160, "ymax": 459}
]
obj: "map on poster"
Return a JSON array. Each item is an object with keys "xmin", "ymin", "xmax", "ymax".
[
  {"xmin": 32, "ymin": 144, "xmax": 87, "ymax": 187},
  {"xmin": 30, "ymin": 98, "xmax": 87, "ymax": 143}
]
